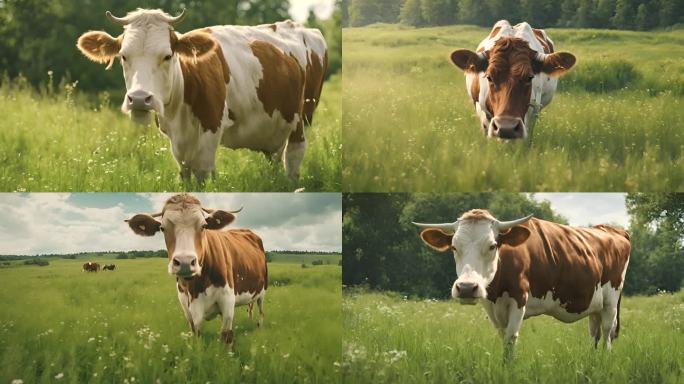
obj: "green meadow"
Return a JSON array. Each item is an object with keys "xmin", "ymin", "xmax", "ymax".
[
  {"xmin": 0, "ymin": 75, "xmax": 341, "ymax": 192},
  {"xmin": 342, "ymin": 25, "xmax": 684, "ymax": 191},
  {"xmin": 0, "ymin": 255, "xmax": 341, "ymax": 384},
  {"xmin": 343, "ymin": 290, "xmax": 684, "ymax": 384}
]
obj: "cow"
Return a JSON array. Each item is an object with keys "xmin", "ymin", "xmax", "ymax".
[
  {"xmin": 77, "ymin": 9, "xmax": 328, "ymax": 182},
  {"xmin": 103, "ymin": 264, "xmax": 116, "ymax": 271},
  {"xmin": 82, "ymin": 262, "xmax": 101, "ymax": 272},
  {"xmin": 449, "ymin": 20, "xmax": 576, "ymax": 139},
  {"xmin": 125, "ymin": 193, "xmax": 268, "ymax": 345},
  {"xmin": 413, "ymin": 209, "xmax": 630, "ymax": 361}
]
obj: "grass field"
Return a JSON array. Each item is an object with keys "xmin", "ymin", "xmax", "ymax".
[
  {"xmin": 0, "ymin": 74, "xmax": 341, "ymax": 192},
  {"xmin": 342, "ymin": 289, "xmax": 684, "ymax": 383},
  {"xmin": 342, "ymin": 25, "xmax": 684, "ymax": 191},
  {"xmin": 0, "ymin": 255, "xmax": 342, "ymax": 384}
]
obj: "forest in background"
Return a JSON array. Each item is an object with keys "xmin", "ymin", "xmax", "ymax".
[
  {"xmin": 342, "ymin": 0, "xmax": 684, "ymax": 30},
  {"xmin": 0, "ymin": 0, "xmax": 342, "ymax": 94},
  {"xmin": 343, "ymin": 193, "xmax": 684, "ymax": 297}
]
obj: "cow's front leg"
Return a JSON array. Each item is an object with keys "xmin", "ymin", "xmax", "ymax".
[
  {"xmin": 189, "ymin": 127, "xmax": 223, "ymax": 184},
  {"xmin": 284, "ymin": 122, "xmax": 307, "ymax": 180},
  {"xmin": 177, "ymin": 288, "xmax": 202, "ymax": 335},
  {"xmin": 503, "ymin": 304, "xmax": 525, "ymax": 363},
  {"xmin": 217, "ymin": 287, "xmax": 236, "ymax": 345}
]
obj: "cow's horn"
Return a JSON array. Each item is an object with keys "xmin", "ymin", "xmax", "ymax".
[
  {"xmin": 495, "ymin": 215, "xmax": 533, "ymax": 232},
  {"xmin": 411, "ymin": 221, "xmax": 459, "ymax": 234},
  {"xmin": 106, "ymin": 11, "xmax": 130, "ymax": 25},
  {"xmin": 227, "ymin": 206, "xmax": 243, "ymax": 214},
  {"xmin": 163, "ymin": 9, "xmax": 187, "ymax": 25}
]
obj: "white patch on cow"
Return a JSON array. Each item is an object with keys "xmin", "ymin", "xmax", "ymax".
[
  {"xmin": 284, "ymin": 140, "xmax": 307, "ymax": 179},
  {"xmin": 235, "ymin": 288, "xmax": 266, "ymax": 306}
]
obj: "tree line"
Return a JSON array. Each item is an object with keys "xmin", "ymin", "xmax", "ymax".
[
  {"xmin": 0, "ymin": 0, "xmax": 341, "ymax": 94},
  {"xmin": 343, "ymin": 193, "xmax": 683, "ymax": 298},
  {"xmin": 343, "ymin": 0, "xmax": 684, "ymax": 30}
]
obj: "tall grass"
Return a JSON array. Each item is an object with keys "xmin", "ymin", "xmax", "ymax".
[
  {"xmin": 342, "ymin": 25, "xmax": 684, "ymax": 191},
  {"xmin": 0, "ymin": 257, "xmax": 342, "ymax": 383},
  {"xmin": 342, "ymin": 290, "xmax": 684, "ymax": 383},
  {"xmin": 0, "ymin": 74, "xmax": 341, "ymax": 192}
]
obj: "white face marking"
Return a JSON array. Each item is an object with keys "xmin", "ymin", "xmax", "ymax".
[
  {"xmin": 450, "ymin": 220, "xmax": 499, "ymax": 301},
  {"xmin": 161, "ymin": 206, "xmax": 207, "ymax": 276},
  {"xmin": 119, "ymin": 23, "xmax": 176, "ymax": 117}
]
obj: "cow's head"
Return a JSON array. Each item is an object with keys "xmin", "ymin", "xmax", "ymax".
[
  {"xmin": 451, "ymin": 38, "xmax": 575, "ymax": 139},
  {"xmin": 77, "ymin": 9, "xmax": 217, "ymax": 124},
  {"xmin": 413, "ymin": 210, "xmax": 532, "ymax": 304},
  {"xmin": 126, "ymin": 193, "xmax": 242, "ymax": 278}
]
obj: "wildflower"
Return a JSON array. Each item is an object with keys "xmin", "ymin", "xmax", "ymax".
[{"xmin": 55, "ymin": 373, "xmax": 64, "ymax": 379}]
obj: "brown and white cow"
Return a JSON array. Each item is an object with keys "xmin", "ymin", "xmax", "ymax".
[
  {"xmin": 413, "ymin": 209, "xmax": 630, "ymax": 360},
  {"xmin": 126, "ymin": 193, "xmax": 268, "ymax": 345},
  {"xmin": 77, "ymin": 9, "xmax": 328, "ymax": 182},
  {"xmin": 82, "ymin": 262, "xmax": 101, "ymax": 272},
  {"xmin": 450, "ymin": 20, "xmax": 576, "ymax": 139}
]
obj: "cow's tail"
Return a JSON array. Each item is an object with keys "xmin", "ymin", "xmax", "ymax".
[
  {"xmin": 614, "ymin": 293, "xmax": 622, "ymax": 340},
  {"xmin": 256, "ymin": 236, "xmax": 268, "ymax": 290}
]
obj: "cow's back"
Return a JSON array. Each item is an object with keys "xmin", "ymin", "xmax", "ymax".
[{"xmin": 209, "ymin": 229, "xmax": 268, "ymax": 296}]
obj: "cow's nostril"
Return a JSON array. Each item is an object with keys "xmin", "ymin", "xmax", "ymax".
[
  {"xmin": 492, "ymin": 122, "xmax": 499, "ymax": 132},
  {"xmin": 127, "ymin": 95, "xmax": 133, "ymax": 103},
  {"xmin": 173, "ymin": 259, "xmax": 180, "ymax": 266},
  {"xmin": 191, "ymin": 259, "xmax": 196, "ymax": 266},
  {"xmin": 514, "ymin": 124, "xmax": 521, "ymax": 132},
  {"xmin": 144, "ymin": 95, "xmax": 152, "ymax": 103}
]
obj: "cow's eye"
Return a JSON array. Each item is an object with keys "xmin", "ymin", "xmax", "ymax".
[
  {"xmin": 163, "ymin": 54, "xmax": 173, "ymax": 61},
  {"xmin": 160, "ymin": 227, "xmax": 165, "ymax": 233},
  {"xmin": 489, "ymin": 244, "xmax": 497, "ymax": 251},
  {"xmin": 526, "ymin": 75, "xmax": 534, "ymax": 83},
  {"xmin": 485, "ymin": 75, "xmax": 493, "ymax": 82},
  {"xmin": 121, "ymin": 55, "xmax": 127, "ymax": 62}
]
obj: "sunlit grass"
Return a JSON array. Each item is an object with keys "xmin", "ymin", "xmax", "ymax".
[
  {"xmin": 342, "ymin": 25, "xmax": 684, "ymax": 191},
  {"xmin": 0, "ymin": 74, "xmax": 341, "ymax": 192},
  {"xmin": 342, "ymin": 289, "xmax": 684, "ymax": 383},
  {"xmin": 0, "ymin": 256, "xmax": 342, "ymax": 383}
]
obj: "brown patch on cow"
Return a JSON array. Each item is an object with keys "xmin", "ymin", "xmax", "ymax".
[
  {"xmin": 171, "ymin": 30, "xmax": 230, "ymax": 133},
  {"xmin": 268, "ymin": 24, "xmax": 277, "ymax": 32},
  {"xmin": 459, "ymin": 209, "xmax": 496, "ymax": 222},
  {"xmin": 303, "ymin": 50, "xmax": 327, "ymax": 126},
  {"xmin": 470, "ymin": 77, "xmax": 480, "ymax": 105},
  {"xmin": 489, "ymin": 26, "xmax": 501, "ymax": 39},
  {"xmin": 250, "ymin": 40, "xmax": 305, "ymax": 124},
  {"xmin": 126, "ymin": 214, "xmax": 161, "ymax": 236},
  {"xmin": 486, "ymin": 218, "xmax": 630, "ymax": 313},
  {"xmin": 532, "ymin": 29, "xmax": 554, "ymax": 53}
]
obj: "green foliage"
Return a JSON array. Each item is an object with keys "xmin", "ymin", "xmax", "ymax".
[
  {"xmin": 343, "ymin": 290, "xmax": 684, "ymax": 383},
  {"xmin": 0, "ymin": 258, "xmax": 341, "ymax": 383},
  {"xmin": 0, "ymin": 75, "xmax": 341, "ymax": 191},
  {"xmin": 343, "ymin": 193, "xmax": 566, "ymax": 298},
  {"xmin": 400, "ymin": 0, "xmax": 426, "ymax": 26},
  {"xmin": 349, "ymin": 0, "xmax": 403, "ymax": 26},
  {"xmin": 342, "ymin": 25, "xmax": 684, "ymax": 191},
  {"xmin": 23, "ymin": 258, "xmax": 49, "ymax": 266}
]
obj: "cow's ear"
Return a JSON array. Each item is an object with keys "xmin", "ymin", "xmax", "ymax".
[
  {"xmin": 420, "ymin": 229, "xmax": 454, "ymax": 252},
  {"xmin": 450, "ymin": 49, "xmax": 488, "ymax": 73},
  {"xmin": 497, "ymin": 226, "xmax": 530, "ymax": 247},
  {"xmin": 77, "ymin": 31, "xmax": 121, "ymax": 66},
  {"xmin": 538, "ymin": 52, "xmax": 576, "ymax": 77},
  {"xmin": 126, "ymin": 214, "xmax": 161, "ymax": 236},
  {"xmin": 204, "ymin": 210, "xmax": 236, "ymax": 230},
  {"xmin": 173, "ymin": 31, "xmax": 217, "ymax": 61}
]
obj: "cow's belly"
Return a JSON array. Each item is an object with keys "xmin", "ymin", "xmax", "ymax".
[
  {"xmin": 221, "ymin": 106, "xmax": 297, "ymax": 154},
  {"xmin": 524, "ymin": 283, "xmax": 610, "ymax": 323},
  {"xmin": 234, "ymin": 288, "xmax": 266, "ymax": 307}
]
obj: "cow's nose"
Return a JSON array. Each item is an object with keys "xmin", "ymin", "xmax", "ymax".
[
  {"xmin": 126, "ymin": 89, "xmax": 154, "ymax": 110},
  {"xmin": 456, "ymin": 282, "xmax": 479, "ymax": 298},
  {"xmin": 172, "ymin": 254, "xmax": 198, "ymax": 276},
  {"xmin": 491, "ymin": 117, "xmax": 524, "ymax": 139}
]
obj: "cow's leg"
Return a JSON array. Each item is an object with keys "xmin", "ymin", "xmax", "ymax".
[
  {"xmin": 503, "ymin": 304, "xmax": 525, "ymax": 362},
  {"xmin": 217, "ymin": 288, "xmax": 236, "ymax": 345},
  {"xmin": 284, "ymin": 121, "xmax": 307, "ymax": 180},
  {"xmin": 256, "ymin": 296, "xmax": 265, "ymax": 327},
  {"xmin": 191, "ymin": 127, "xmax": 223, "ymax": 184},
  {"xmin": 247, "ymin": 302, "xmax": 254, "ymax": 319},
  {"xmin": 589, "ymin": 313, "xmax": 602, "ymax": 349},
  {"xmin": 600, "ymin": 305, "xmax": 618, "ymax": 350},
  {"xmin": 177, "ymin": 289, "xmax": 198, "ymax": 335}
]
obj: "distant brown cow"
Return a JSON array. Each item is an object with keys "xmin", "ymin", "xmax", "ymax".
[
  {"xmin": 103, "ymin": 264, "xmax": 116, "ymax": 271},
  {"xmin": 126, "ymin": 193, "xmax": 268, "ymax": 345},
  {"xmin": 82, "ymin": 262, "xmax": 101, "ymax": 272}
]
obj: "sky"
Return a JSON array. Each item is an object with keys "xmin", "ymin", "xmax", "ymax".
[
  {"xmin": 0, "ymin": 193, "xmax": 341, "ymax": 255},
  {"xmin": 288, "ymin": 0, "xmax": 336, "ymax": 22},
  {"xmin": 531, "ymin": 193, "xmax": 629, "ymax": 227}
]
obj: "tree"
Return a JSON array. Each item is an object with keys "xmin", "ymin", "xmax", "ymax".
[
  {"xmin": 421, "ymin": 0, "xmax": 457, "ymax": 26},
  {"xmin": 612, "ymin": 0, "xmax": 635, "ymax": 29},
  {"xmin": 400, "ymin": 0, "xmax": 426, "ymax": 26},
  {"xmin": 348, "ymin": 0, "xmax": 378, "ymax": 26}
]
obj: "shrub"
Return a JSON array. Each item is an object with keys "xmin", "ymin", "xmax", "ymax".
[
  {"xmin": 24, "ymin": 259, "xmax": 49, "ymax": 266},
  {"xmin": 559, "ymin": 59, "xmax": 642, "ymax": 93}
]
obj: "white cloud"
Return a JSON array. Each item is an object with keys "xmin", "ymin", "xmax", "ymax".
[
  {"xmin": 0, "ymin": 193, "xmax": 341, "ymax": 255},
  {"xmin": 532, "ymin": 193, "xmax": 628, "ymax": 227},
  {"xmin": 289, "ymin": 0, "xmax": 336, "ymax": 22}
]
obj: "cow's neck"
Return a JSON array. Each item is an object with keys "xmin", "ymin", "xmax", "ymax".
[{"xmin": 157, "ymin": 59, "xmax": 186, "ymax": 130}]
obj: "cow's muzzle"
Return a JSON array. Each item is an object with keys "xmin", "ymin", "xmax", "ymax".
[
  {"xmin": 171, "ymin": 254, "xmax": 200, "ymax": 278},
  {"xmin": 489, "ymin": 116, "xmax": 526, "ymax": 139},
  {"xmin": 452, "ymin": 281, "xmax": 482, "ymax": 304},
  {"xmin": 125, "ymin": 89, "xmax": 155, "ymax": 125}
]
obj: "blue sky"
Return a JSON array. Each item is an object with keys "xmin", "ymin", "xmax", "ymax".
[{"xmin": 0, "ymin": 193, "xmax": 341, "ymax": 255}]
